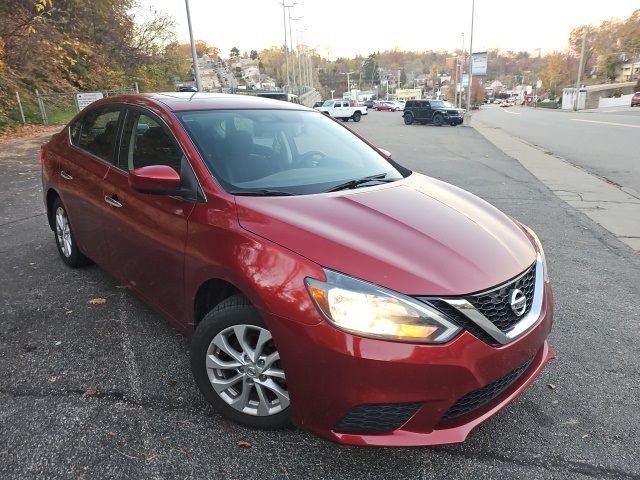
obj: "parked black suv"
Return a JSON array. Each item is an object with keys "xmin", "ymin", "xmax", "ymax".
[{"xmin": 402, "ymin": 100, "xmax": 464, "ymax": 126}]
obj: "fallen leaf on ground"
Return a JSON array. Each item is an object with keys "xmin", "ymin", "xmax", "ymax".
[
  {"xmin": 107, "ymin": 432, "xmax": 117, "ymax": 437},
  {"xmin": 48, "ymin": 375, "xmax": 61, "ymax": 383},
  {"xmin": 582, "ymin": 434, "xmax": 589, "ymax": 439},
  {"xmin": 64, "ymin": 309, "xmax": 73, "ymax": 315},
  {"xmin": 236, "ymin": 440, "xmax": 252, "ymax": 448},
  {"xmin": 547, "ymin": 384, "xmax": 556, "ymax": 390},
  {"xmin": 83, "ymin": 387, "xmax": 99, "ymax": 397},
  {"xmin": 167, "ymin": 379, "xmax": 177, "ymax": 387},
  {"xmin": 89, "ymin": 298, "xmax": 107, "ymax": 305}
]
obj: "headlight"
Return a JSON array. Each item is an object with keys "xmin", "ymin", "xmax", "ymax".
[
  {"xmin": 521, "ymin": 224, "xmax": 549, "ymax": 283},
  {"xmin": 305, "ymin": 270, "xmax": 461, "ymax": 343}
]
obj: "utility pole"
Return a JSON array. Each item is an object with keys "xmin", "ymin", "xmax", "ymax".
[
  {"xmin": 466, "ymin": 0, "xmax": 475, "ymax": 110},
  {"xmin": 574, "ymin": 29, "xmax": 588, "ymax": 111},
  {"xmin": 185, "ymin": 0, "xmax": 202, "ymax": 91}
]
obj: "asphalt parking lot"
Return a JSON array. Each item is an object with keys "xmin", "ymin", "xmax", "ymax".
[{"xmin": 1, "ymin": 111, "xmax": 639, "ymax": 480}]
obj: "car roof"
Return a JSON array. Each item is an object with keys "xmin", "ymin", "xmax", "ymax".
[{"xmin": 94, "ymin": 92, "xmax": 312, "ymax": 112}]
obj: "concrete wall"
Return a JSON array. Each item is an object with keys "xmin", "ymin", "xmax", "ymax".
[
  {"xmin": 598, "ymin": 93, "xmax": 635, "ymax": 108},
  {"xmin": 585, "ymin": 82, "xmax": 636, "ymax": 109}
]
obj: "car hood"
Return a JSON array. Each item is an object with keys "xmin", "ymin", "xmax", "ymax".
[{"xmin": 235, "ymin": 173, "xmax": 536, "ymax": 296}]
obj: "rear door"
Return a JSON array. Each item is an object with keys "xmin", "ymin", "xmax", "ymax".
[
  {"xmin": 101, "ymin": 107, "xmax": 197, "ymax": 323},
  {"xmin": 59, "ymin": 105, "xmax": 123, "ymax": 266}
]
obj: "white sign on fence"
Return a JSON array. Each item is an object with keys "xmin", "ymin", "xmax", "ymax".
[
  {"xmin": 471, "ymin": 52, "xmax": 488, "ymax": 76},
  {"xmin": 76, "ymin": 92, "xmax": 104, "ymax": 110}
]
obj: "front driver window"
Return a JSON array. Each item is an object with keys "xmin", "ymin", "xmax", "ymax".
[{"xmin": 120, "ymin": 111, "xmax": 183, "ymax": 173}]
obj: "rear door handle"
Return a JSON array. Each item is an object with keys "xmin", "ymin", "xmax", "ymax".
[
  {"xmin": 104, "ymin": 195, "xmax": 123, "ymax": 208},
  {"xmin": 60, "ymin": 170, "xmax": 73, "ymax": 180}
]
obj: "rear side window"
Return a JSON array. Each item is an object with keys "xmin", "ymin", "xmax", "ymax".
[
  {"xmin": 69, "ymin": 120, "xmax": 81, "ymax": 144},
  {"xmin": 75, "ymin": 107, "xmax": 122, "ymax": 164},
  {"xmin": 119, "ymin": 110, "xmax": 183, "ymax": 173}
]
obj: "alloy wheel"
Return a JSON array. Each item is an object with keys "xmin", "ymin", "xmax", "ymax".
[
  {"xmin": 55, "ymin": 206, "xmax": 72, "ymax": 258},
  {"xmin": 206, "ymin": 324, "xmax": 289, "ymax": 416}
]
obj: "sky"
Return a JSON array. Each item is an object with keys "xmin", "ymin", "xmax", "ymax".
[{"xmin": 148, "ymin": 0, "xmax": 640, "ymax": 58}]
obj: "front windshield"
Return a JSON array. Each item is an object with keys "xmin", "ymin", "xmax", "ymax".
[
  {"xmin": 322, "ymin": 100, "xmax": 333, "ymax": 107},
  {"xmin": 442, "ymin": 101, "xmax": 453, "ymax": 108},
  {"xmin": 177, "ymin": 109, "xmax": 407, "ymax": 195},
  {"xmin": 430, "ymin": 100, "xmax": 445, "ymax": 108}
]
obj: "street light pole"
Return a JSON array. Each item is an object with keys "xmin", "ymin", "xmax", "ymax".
[
  {"xmin": 459, "ymin": 32, "xmax": 465, "ymax": 108},
  {"xmin": 280, "ymin": 2, "xmax": 296, "ymax": 92},
  {"xmin": 466, "ymin": 0, "xmax": 475, "ymax": 110},
  {"xmin": 185, "ymin": 0, "xmax": 202, "ymax": 91}
]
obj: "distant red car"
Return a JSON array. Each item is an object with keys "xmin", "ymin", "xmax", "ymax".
[
  {"xmin": 373, "ymin": 101, "xmax": 397, "ymax": 111},
  {"xmin": 632, "ymin": 92, "xmax": 640, "ymax": 107},
  {"xmin": 41, "ymin": 93, "xmax": 553, "ymax": 446}
]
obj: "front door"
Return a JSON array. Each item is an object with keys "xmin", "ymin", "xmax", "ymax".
[
  {"xmin": 424, "ymin": 102, "xmax": 435, "ymax": 122},
  {"xmin": 101, "ymin": 108, "xmax": 196, "ymax": 323}
]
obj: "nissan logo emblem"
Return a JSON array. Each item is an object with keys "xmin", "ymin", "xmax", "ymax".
[{"xmin": 509, "ymin": 289, "xmax": 527, "ymax": 317}]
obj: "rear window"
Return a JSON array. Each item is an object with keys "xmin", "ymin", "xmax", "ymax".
[{"xmin": 74, "ymin": 106, "xmax": 122, "ymax": 164}]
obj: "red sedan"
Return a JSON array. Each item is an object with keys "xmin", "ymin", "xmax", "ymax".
[
  {"xmin": 373, "ymin": 101, "xmax": 397, "ymax": 111},
  {"xmin": 41, "ymin": 93, "xmax": 553, "ymax": 446},
  {"xmin": 632, "ymin": 92, "xmax": 640, "ymax": 107}
]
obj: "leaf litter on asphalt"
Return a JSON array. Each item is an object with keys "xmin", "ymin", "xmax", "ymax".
[{"xmin": 89, "ymin": 298, "xmax": 107, "ymax": 305}]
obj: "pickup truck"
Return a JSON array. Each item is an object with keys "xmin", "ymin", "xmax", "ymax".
[{"xmin": 316, "ymin": 100, "xmax": 367, "ymax": 122}]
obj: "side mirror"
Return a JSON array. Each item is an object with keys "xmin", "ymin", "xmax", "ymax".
[
  {"xmin": 129, "ymin": 165, "xmax": 181, "ymax": 195},
  {"xmin": 378, "ymin": 148, "xmax": 392, "ymax": 159}
]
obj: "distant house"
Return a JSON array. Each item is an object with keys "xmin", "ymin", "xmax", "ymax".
[{"xmin": 616, "ymin": 59, "xmax": 640, "ymax": 82}]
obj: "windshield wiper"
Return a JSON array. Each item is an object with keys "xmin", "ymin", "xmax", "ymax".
[
  {"xmin": 228, "ymin": 189, "xmax": 296, "ymax": 196},
  {"xmin": 325, "ymin": 173, "xmax": 394, "ymax": 193}
]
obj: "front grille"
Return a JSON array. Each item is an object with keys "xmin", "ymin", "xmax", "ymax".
[
  {"xmin": 466, "ymin": 262, "xmax": 536, "ymax": 333},
  {"xmin": 442, "ymin": 356, "xmax": 534, "ymax": 421},
  {"xmin": 335, "ymin": 403, "xmax": 422, "ymax": 434},
  {"xmin": 428, "ymin": 300, "xmax": 499, "ymax": 346}
]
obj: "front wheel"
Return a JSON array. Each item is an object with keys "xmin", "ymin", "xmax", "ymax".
[
  {"xmin": 433, "ymin": 113, "xmax": 444, "ymax": 126},
  {"xmin": 404, "ymin": 113, "xmax": 413, "ymax": 125},
  {"xmin": 352, "ymin": 111, "xmax": 362, "ymax": 122},
  {"xmin": 190, "ymin": 295, "xmax": 291, "ymax": 429}
]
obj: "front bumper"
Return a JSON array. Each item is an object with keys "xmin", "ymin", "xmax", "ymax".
[{"xmin": 266, "ymin": 283, "xmax": 554, "ymax": 446}]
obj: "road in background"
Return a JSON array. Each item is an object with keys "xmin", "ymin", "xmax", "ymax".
[
  {"xmin": 473, "ymin": 105, "xmax": 640, "ymax": 195},
  {"xmin": 1, "ymin": 114, "xmax": 639, "ymax": 479}
]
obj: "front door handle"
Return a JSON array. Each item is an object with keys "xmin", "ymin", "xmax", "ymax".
[
  {"xmin": 104, "ymin": 195, "xmax": 123, "ymax": 208},
  {"xmin": 60, "ymin": 170, "xmax": 73, "ymax": 180}
]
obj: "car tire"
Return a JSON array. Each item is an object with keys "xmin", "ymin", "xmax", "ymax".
[
  {"xmin": 352, "ymin": 111, "xmax": 362, "ymax": 122},
  {"xmin": 404, "ymin": 113, "xmax": 414, "ymax": 125},
  {"xmin": 190, "ymin": 294, "xmax": 291, "ymax": 429},
  {"xmin": 51, "ymin": 197, "xmax": 92, "ymax": 268},
  {"xmin": 433, "ymin": 113, "xmax": 444, "ymax": 126}
]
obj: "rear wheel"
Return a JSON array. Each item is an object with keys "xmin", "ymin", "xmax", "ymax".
[
  {"xmin": 190, "ymin": 294, "xmax": 291, "ymax": 429},
  {"xmin": 433, "ymin": 113, "xmax": 444, "ymax": 126},
  {"xmin": 52, "ymin": 198, "xmax": 91, "ymax": 268},
  {"xmin": 352, "ymin": 111, "xmax": 362, "ymax": 122},
  {"xmin": 403, "ymin": 113, "xmax": 414, "ymax": 125}
]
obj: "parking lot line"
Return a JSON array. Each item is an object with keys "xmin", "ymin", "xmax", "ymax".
[
  {"xmin": 571, "ymin": 119, "xmax": 640, "ymax": 128},
  {"xmin": 500, "ymin": 108, "xmax": 521, "ymax": 115}
]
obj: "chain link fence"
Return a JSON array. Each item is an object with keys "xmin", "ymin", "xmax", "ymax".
[{"xmin": 33, "ymin": 85, "xmax": 138, "ymax": 125}]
